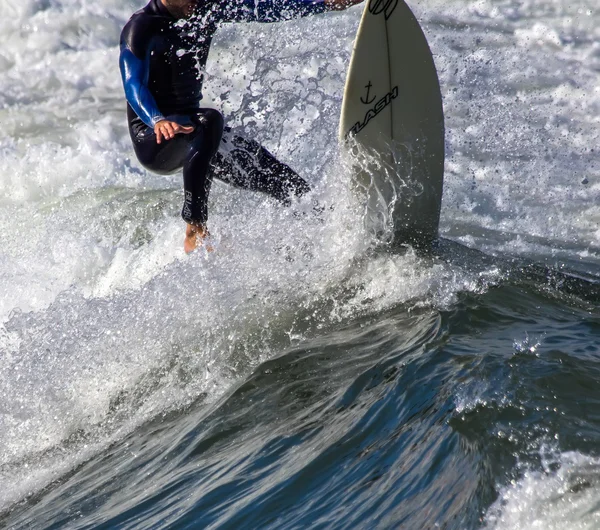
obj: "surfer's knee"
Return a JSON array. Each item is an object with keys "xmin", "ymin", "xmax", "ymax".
[
  {"xmin": 193, "ymin": 109, "xmax": 224, "ymax": 155},
  {"xmin": 200, "ymin": 108, "xmax": 224, "ymax": 130}
]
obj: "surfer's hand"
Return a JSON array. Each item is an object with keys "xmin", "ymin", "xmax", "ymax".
[
  {"xmin": 324, "ymin": 0, "xmax": 363, "ymax": 10},
  {"xmin": 154, "ymin": 120, "xmax": 195, "ymax": 144}
]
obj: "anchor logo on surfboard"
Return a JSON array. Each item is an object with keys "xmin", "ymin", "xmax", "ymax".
[
  {"xmin": 348, "ymin": 85, "xmax": 399, "ymax": 136},
  {"xmin": 360, "ymin": 81, "xmax": 376, "ymax": 105},
  {"xmin": 368, "ymin": 0, "xmax": 398, "ymax": 20}
]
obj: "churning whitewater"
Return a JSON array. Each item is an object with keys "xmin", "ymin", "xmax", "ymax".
[{"xmin": 0, "ymin": 0, "xmax": 599, "ymax": 528}]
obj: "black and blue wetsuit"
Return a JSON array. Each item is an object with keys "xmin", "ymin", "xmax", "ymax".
[{"xmin": 120, "ymin": 0, "xmax": 328, "ymax": 226}]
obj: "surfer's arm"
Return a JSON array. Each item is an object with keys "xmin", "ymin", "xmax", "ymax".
[
  {"xmin": 219, "ymin": 0, "xmax": 328, "ymax": 23},
  {"xmin": 324, "ymin": 0, "xmax": 364, "ymax": 10},
  {"xmin": 119, "ymin": 45, "xmax": 165, "ymax": 128}
]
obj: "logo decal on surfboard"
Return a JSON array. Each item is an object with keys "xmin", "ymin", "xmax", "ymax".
[
  {"xmin": 368, "ymin": 0, "xmax": 398, "ymax": 20},
  {"xmin": 360, "ymin": 81, "xmax": 376, "ymax": 105},
  {"xmin": 348, "ymin": 85, "xmax": 398, "ymax": 136}
]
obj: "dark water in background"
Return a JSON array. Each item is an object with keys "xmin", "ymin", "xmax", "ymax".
[{"xmin": 1, "ymin": 0, "xmax": 599, "ymax": 527}]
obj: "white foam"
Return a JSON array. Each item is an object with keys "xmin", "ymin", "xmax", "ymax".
[
  {"xmin": 485, "ymin": 451, "xmax": 600, "ymax": 530},
  {"xmin": 419, "ymin": 0, "xmax": 600, "ymax": 259}
]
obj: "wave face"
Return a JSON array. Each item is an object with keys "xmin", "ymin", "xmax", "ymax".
[{"xmin": 0, "ymin": 0, "xmax": 599, "ymax": 528}]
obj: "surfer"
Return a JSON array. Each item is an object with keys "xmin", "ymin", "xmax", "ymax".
[{"xmin": 120, "ymin": 0, "xmax": 363, "ymax": 252}]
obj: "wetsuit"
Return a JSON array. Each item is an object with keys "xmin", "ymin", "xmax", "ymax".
[{"xmin": 120, "ymin": 0, "xmax": 328, "ymax": 226}]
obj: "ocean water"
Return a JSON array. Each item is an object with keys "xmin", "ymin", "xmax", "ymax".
[{"xmin": 0, "ymin": 0, "xmax": 599, "ymax": 528}]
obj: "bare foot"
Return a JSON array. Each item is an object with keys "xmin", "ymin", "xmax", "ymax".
[{"xmin": 184, "ymin": 223, "xmax": 213, "ymax": 254}]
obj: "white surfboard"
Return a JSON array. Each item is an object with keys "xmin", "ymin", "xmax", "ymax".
[{"xmin": 339, "ymin": 0, "xmax": 444, "ymax": 246}]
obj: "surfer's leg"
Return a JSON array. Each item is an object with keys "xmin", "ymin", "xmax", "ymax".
[
  {"xmin": 180, "ymin": 109, "xmax": 223, "ymax": 224},
  {"xmin": 211, "ymin": 132, "xmax": 310, "ymax": 204},
  {"xmin": 130, "ymin": 110, "xmax": 223, "ymax": 212},
  {"xmin": 129, "ymin": 109, "xmax": 223, "ymax": 252},
  {"xmin": 130, "ymin": 122, "xmax": 190, "ymax": 174},
  {"xmin": 179, "ymin": 109, "xmax": 223, "ymax": 252}
]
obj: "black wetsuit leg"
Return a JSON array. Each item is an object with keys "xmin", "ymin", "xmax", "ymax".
[
  {"xmin": 129, "ymin": 108, "xmax": 310, "ymax": 225},
  {"xmin": 129, "ymin": 108, "xmax": 224, "ymax": 226},
  {"xmin": 210, "ymin": 131, "xmax": 310, "ymax": 205}
]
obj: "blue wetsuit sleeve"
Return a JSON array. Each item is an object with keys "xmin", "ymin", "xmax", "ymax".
[
  {"xmin": 119, "ymin": 44, "xmax": 165, "ymax": 128},
  {"xmin": 220, "ymin": 0, "xmax": 328, "ymax": 23}
]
